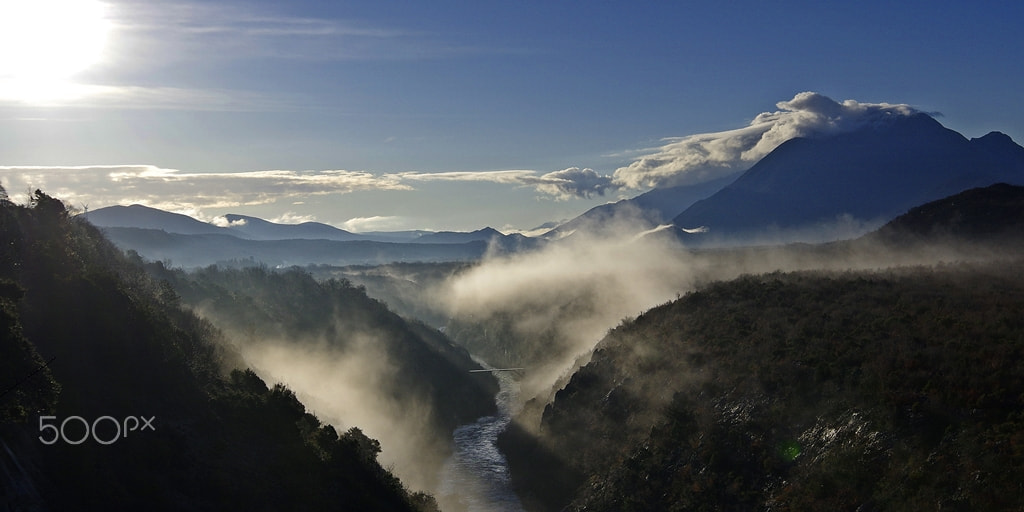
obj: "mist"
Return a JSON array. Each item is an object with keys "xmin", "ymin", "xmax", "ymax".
[
  {"xmin": 435, "ymin": 208, "xmax": 1014, "ymax": 431},
  {"xmin": 237, "ymin": 333, "xmax": 449, "ymax": 495},
  {"xmin": 173, "ymin": 275, "xmax": 492, "ymax": 507},
  {"xmin": 437, "ymin": 212, "xmax": 704, "ymax": 417}
]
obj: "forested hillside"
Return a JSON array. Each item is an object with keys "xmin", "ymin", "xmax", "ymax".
[
  {"xmin": 0, "ymin": 190, "xmax": 438, "ymax": 511},
  {"xmin": 141, "ymin": 260, "xmax": 498, "ymax": 493},
  {"xmin": 504, "ymin": 262, "xmax": 1024, "ymax": 511}
]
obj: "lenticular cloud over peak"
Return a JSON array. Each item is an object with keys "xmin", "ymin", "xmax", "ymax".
[{"xmin": 613, "ymin": 92, "xmax": 923, "ymax": 190}]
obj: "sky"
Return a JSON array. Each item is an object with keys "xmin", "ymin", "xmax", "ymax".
[{"xmin": 0, "ymin": 0, "xmax": 1022, "ymax": 233}]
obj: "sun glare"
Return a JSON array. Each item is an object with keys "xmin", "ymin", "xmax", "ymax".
[{"xmin": 0, "ymin": 0, "xmax": 112, "ymax": 103}]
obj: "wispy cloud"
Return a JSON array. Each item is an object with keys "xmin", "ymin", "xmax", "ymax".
[
  {"xmin": 111, "ymin": 1, "xmax": 430, "ymax": 62},
  {"xmin": 0, "ymin": 165, "xmax": 410, "ymax": 218},
  {"xmin": 2, "ymin": 0, "xmax": 507, "ymax": 110},
  {"xmin": 0, "ymin": 163, "xmax": 619, "ymax": 220},
  {"xmin": 268, "ymin": 211, "xmax": 319, "ymax": 225},
  {"xmin": 341, "ymin": 216, "xmax": 408, "ymax": 232},
  {"xmin": 398, "ymin": 170, "xmax": 540, "ymax": 185},
  {"xmin": 399, "ymin": 167, "xmax": 614, "ymax": 200},
  {"xmin": 0, "ymin": 83, "xmax": 309, "ymax": 111},
  {"xmin": 613, "ymin": 92, "xmax": 923, "ymax": 189}
]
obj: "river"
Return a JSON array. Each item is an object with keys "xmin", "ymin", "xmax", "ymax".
[{"xmin": 438, "ymin": 369, "xmax": 525, "ymax": 512}]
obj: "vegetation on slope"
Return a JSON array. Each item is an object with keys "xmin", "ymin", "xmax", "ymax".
[
  {"xmin": 142, "ymin": 260, "xmax": 497, "ymax": 444},
  {"xmin": 510, "ymin": 262, "xmax": 1024, "ymax": 511},
  {"xmin": 0, "ymin": 190, "xmax": 438, "ymax": 511}
]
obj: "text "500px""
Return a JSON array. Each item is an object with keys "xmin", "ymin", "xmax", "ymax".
[{"xmin": 38, "ymin": 415, "xmax": 156, "ymax": 445}]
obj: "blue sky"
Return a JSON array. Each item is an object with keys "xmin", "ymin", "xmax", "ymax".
[{"xmin": 1, "ymin": 0, "xmax": 1022, "ymax": 232}]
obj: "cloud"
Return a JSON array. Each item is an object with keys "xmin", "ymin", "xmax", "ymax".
[
  {"xmin": 613, "ymin": 91, "xmax": 923, "ymax": 189},
  {"xmin": 399, "ymin": 167, "xmax": 614, "ymax": 200},
  {"xmin": 114, "ymin": 0, "xmax": 506, "ymax": 65},
  {"xmin": 268, "ymin": 211, "xmax": 318, "ymax": 224},
  {"xmin": 0, "ymin": 165, "xmax": 411, "ymax": 218},
  {"xmin": 398, "ymin": 169, "xmax": 538, "ymax": 185},
  {"xmin": 524, "ymin": 167, "xmax": 613, "ymax": 200},
  {"xmin": 341, "ymin": 216, "xmax": 408, "ymax": 232},
  {"xmin": 210, "ymin": 216, "xmax": 247, "ymax": 227},
  {"xmin": 0, "ymin": 164, "xmax": 614, "ymax": 228},
  {"xmin": 438, "ymin": 214, "xmax": 699, "ymax": 415}
]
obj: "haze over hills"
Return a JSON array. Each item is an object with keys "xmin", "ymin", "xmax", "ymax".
[
  {"xmin": 87, "ymin": 204, "xmax": 514, "ymax": 245},
  {"xmin": 85, "ymin": 205, "xmax": 540, "ymax": 267},
  {"xmin": 412, "ymin": 227, "xmax": 505, "ymax": 244}
]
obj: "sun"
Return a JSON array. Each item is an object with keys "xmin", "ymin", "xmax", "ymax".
[{"xmin": 0, "ymin": 0, "xmax": 112, "ymax": 103}]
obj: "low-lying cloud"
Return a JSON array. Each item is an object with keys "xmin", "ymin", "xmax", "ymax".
[
  {"xmin": 398, "ymin": 167, "xmax": 612, "ymax": 200},
  {"xmin": 341, "ymin": 215, "xmax": 408, "ymax": 232},
  {"xmin": 438, "ymin": 212, "xmax": 704, "ymax": 413},
  {"xmin": 612, "ymin": 91, "xmax": 923, "ymax": 189}
]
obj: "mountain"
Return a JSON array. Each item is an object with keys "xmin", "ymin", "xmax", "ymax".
[
  {"xmin": 222, "ymin": 213, "xmax": 364, "ymax": 241},
  {"xmin": 87, "ymin": 206, "xmax": 367, "ymax": 242},
  {"xmin": 413, "ymin": 227, "xmax": 505, "ymax": 244},
  {"xmin": 543, "ymin": 173, "xmax": 740, "ymax": 239},
  {"xmin": 870, "ymin": 182, "xmax": 1024, "ymax": 242},
  {"xmin": 85, "ymin": 204, "xmax": 232, "ymax": 236},
  {"xmin": 671, "ymin": 113, "xmax": 1024, "ymax": 244}
]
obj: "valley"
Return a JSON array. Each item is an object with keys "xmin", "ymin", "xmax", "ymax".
[{"xmin": 4, "ymin": 111, "xmax": 1024, "ymax": 511}]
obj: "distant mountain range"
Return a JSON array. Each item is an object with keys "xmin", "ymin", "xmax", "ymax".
[
  {"xmin": 85, "ymin": 112, "xmax": 1024, "ymax": 261},
  {"xmin": 86, "ymin": 204, "xmax": 510, "ymax": 244},
  {"xmin": 84, "ymin": 204, "xmax": 537, "ymax": 267}
]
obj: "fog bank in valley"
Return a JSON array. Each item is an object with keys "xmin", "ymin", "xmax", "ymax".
[
  {"xmin": 436, "ymin": 210, "xmax": 1017, "ymax": 426},
  {"xmin": 237, "ymin": 333, "xmax": 449, "ymax": 496},
  {"xmin": 438, "ymin": 214, "xmax": 704, "ymax": 414}
]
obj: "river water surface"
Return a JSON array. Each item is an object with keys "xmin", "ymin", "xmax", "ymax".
[{"xmin": 438, "ymin": 370, "xmax": 525, "ymax": 512}]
